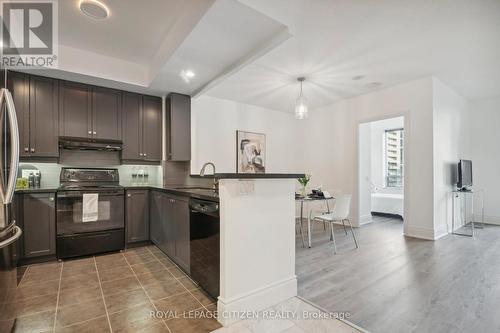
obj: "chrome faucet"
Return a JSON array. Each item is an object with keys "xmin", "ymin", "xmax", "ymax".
[
  {"xmin": 200, "ymin": 162, "xmax": 216, "ymax": 176},
  {"xmin": 200, "ymin": 162, "xmax": 218, "ymax": 193}
]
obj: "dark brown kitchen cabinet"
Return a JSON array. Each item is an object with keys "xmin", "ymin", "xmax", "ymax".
[
  {"xmin": 92, "ymin": 87, "xmax": 122, "ymax": 141},
  {"xmin": 166, "ymin": 93, "xmax": 191, "ymax": 161},
  {"xmin": 172, "ymin": 197, "xmax": 190, "ymax": 272},
  {"xmin": 8, "ymin": 72, "xmax": 58, "ymax": 158},
  {"xmin": 150, "ymin": 190, "xmax": 165, "ymax": 246},
  {"xmin": 59, "ymin": 81, "xmax": 91, "ymax": 139},
  {"xmin": 142, "ymin": 96, "xmax": 162, "ymax": 161},
  {"xmin": 28, "ymin": 75, "xmax": 59, "ymax": 157},
  {"xmin": 7, "ymin": 72, "xmax": 30, "ymax": 158},
  {"xmin": 126, "ymin": 190, "xmax": 149, "ymax": 244},
  {"xmin": 60, "ymin": 82, "xmax": 122, "ymax": 141},
  {"xmin": 122, "ymin": 94, "xmax": 162, "ymax": 163},
  {"xmin": 149, "ymin": 191, "xmax": 190, "ymax": 272},
  {"xmin": 163, "ymin": 196, "xmax": 176, "ymax": 258},
  {"xmin": 151, "ymin": 191, "xmax": 175, "ymax": 257},
  {"xmin": 22, "ymin": 193, "xmax": 56, "ymax": 258},
  {"xmin": 122, "ymin": 93, "xmax": 142, "ymax": 160}
]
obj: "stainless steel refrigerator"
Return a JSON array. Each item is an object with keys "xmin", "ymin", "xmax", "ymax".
[{"xmin": 0, "ymin": 65, "xmax": 22, "ymax": 330}]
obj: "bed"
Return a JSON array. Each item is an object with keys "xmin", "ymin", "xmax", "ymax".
[{"xmin": 371, "ymin": 193, "xmax": 404, "ymax": 218}]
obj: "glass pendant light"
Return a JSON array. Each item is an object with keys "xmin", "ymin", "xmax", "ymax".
[{"xmin": 295, "ymin": 77, "xmax": 308, "ymax": 119}]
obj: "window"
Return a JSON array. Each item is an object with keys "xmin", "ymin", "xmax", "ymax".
[{"xmin": 384, "ymin": 128, "xmax": 404, "ymax": 187}]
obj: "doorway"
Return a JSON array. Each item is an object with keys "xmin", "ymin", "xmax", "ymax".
[{"xmin": 358, "ymin": 116, "xmax": 405, "ymax": 226}]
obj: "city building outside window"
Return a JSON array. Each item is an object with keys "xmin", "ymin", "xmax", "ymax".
[{"xmin": 384, "ymin": 128, "xmax": 404, "ymax": 187}]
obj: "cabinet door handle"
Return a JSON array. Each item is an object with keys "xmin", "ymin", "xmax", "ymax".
[
  {"xmin": 143, "ymin": 153, "xmax": 147, "ymax": 157},
  {"xmin": 93, "ymin": 131, "xmax": 97, "ymax": 135},
  {"xmin": 88, "ymin": 131, "xmax": 92, "ymax": 135},
  {"xmin": 139, "ymin": 153, "xmax": 143, "ymax": 157},
  {"xmin": 127, "ymin": 194, "xmax": 131, "ymax": 197},
  {"xmin": 30, "ymin": 148, "xmax": 35, "ymax": 153},
  {"xmin": 49, "ymin": 197, "xmax": 54, "ymax": 201},
  {"xmin": 24, "ymin": 147, "xmax": 29, "ymax": 152}
]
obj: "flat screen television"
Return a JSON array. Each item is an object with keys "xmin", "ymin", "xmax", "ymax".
[{"xmin": 457, "ymin": 159, "xmax": 473, "ymax": 190}]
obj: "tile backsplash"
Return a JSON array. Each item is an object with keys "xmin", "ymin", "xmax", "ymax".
[{"xmin": 19, "ymin": 163, "xmax": 162, "ymax": 187}]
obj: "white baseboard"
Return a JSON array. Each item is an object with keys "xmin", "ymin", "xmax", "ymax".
[
  {"xmin": 433, "ymin": 225, "xmax": 449, "ymax": 240},
  {"xmin": 404, "ymin": 224, "xmax": 436, "ymax": 240},
  {"xmin": 217, "ymin": 276, "xmax": 298, "ymax": 326}
]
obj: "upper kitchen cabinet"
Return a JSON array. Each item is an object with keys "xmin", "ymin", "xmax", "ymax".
[
  {"xmin": 122, "ymin": 92, "xmax": 142, "ymax": 160},
  {"xmin": 166, "ymin": 93, "xmax": 191, "ymax": 161},
  {"xmin": 8, "ymin": 72, "xmax": 59, "ymax": 158},
  {"xmin": 122, "ymin": 94, "xmax": 162, "ymax": 163},
  {"xmin": 7, "ymin": 71, "xmax": 30, "ymax": 158},
  {"xmin": 29, "ymin": 75, "xmax": 59, "ymax": 157},
  {"xmin": 142, "ymin": 96, "xmax": 162, "ymax": 161},
  {"xmin": 60, "ymin": 82, "xmax": 122, "ymax": 141},
  {"xmin": 59, "ymin": 81, "xmax": 91, "ymax": 139},
  {"xmin": 92, "ymin": 87, "xmax": 122, "ymax": 141}
]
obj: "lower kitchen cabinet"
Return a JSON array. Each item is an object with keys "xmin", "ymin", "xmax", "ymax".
[
  {"xmin": 150, "ymin": 191, "xmax": 163, "ymax": 245},
  {"xmin": 173, "ymin": 198, "xmax": 190, "ymax": 272},
  {"xmin": 22, "ymin": 193, "xmax": 56, "ymax": 258},
  {"xmin": 149, "ymin": 190, "xmax": 190, "ymax": 272},
  {"xmin": 126, "ymin": 190, "xmax": 150, "ymax": 244}
]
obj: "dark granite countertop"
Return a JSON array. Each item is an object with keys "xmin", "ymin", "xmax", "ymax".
[
  {"xmin": 15, "ymin": 186, "xmax": 58, "ymax": 193},
  {"xmin": 15, "ymin": 183, "xmax": 219, "ymax": 202},
  {"xmin": 190, "ymin": 173, "xmax": 305, "ymax": 179},
  {"xmin": 121, "ymin": 183, "xmax": 219, "ymax": 202}
]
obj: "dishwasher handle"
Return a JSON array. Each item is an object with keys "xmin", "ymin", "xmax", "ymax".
[{"xmin": 189, "ymin": 199, "xmax": 219, "ymax": 217}]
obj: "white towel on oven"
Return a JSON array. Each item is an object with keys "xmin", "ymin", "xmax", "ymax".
[{"xmin": 82, "ymin": 193, "xmax": 99, "ymax": 222}]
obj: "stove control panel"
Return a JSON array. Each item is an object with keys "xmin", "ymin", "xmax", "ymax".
[{"xmin": 60, "ymin": 168, "xmax": 119, "ymax": 183}]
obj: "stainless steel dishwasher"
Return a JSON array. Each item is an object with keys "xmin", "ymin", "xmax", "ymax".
[{"xmin": 189, "ymin": 198, "xmax": 219, "ymax": 299}]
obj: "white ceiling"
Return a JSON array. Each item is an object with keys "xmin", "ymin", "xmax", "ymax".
[
  {"xmin": 30, "ymin": 0, "xmax": 500, "ymax": 107},
  {"xmin": 148, "ymin": 0, "xmax": 289, "ymax": 95},
  {"xmin": 205, "ymin": 0, "xmax": 500, "ymax": 112},
  {"xmin": 36, "ymin": 0, "xmax": 288, "ymax": 97},
  {"xmin": 59, "ymin": 0, "xmax": 190, "ymax": 65}
]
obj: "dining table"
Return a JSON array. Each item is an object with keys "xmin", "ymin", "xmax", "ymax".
[{"xmin": 295, "ymin": 195, "xmax": 335, "ymax": 248}]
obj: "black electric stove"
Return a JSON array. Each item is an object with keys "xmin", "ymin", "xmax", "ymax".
[{"xmin": 56, "ymin": 168, "xmax": 125, "ymax": 259}]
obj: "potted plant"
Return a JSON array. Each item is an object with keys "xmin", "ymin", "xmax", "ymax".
[{"xmin": 297, "ymin": 174, "xmax": 311, "ymax": 197}]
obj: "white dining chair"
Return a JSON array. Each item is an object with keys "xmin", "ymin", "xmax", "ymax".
[{"xmin": 311, "ymin": 194, "xmax": 358, "ymax": 254}]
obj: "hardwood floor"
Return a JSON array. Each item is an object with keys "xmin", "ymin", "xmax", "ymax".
[{"xmin": 296, "ymin": 216, "xmax": 500, "ymax": 333}]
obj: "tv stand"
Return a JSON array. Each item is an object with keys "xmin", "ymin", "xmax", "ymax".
[{"xmin": 451, "ymin": 189, "xmax": 484, "ymax": 238}]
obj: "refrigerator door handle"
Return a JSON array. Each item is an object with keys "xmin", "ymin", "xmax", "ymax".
[
  {"xmin": 0, "ymin": 88, "xmax": 20, "ymax": 205},
  {"xmin": 0, "ymin": 225, "xmax": 22, "ymax": 249}
]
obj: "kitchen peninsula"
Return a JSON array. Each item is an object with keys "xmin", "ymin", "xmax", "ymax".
[{"xmin": 213, "ymin": 173, "xmax": 303, "ymax": 325}]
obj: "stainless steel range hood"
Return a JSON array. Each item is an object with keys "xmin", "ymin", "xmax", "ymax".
[{"xmin": 59, "ymin": 137, "xmax": 122, "ymax": 151}]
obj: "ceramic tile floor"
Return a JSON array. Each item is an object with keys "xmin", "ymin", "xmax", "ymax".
[{"xmin": 3, "ymin": 246, "xmax": 220, "ymax": 333}]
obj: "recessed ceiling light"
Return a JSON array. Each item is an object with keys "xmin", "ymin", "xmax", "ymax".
[
  {"xmin": 180, "ymin": 70, "xmax": 195, "ymax": 83},
  {"xmin": 352, "ymin": 75, "xmax": 365, "ymax": 81},
  {"xmin": 184, "ymin": 70, "xmax": 195, "ymax": 78},
  {"xmin": 367, "ymin": 82, "xmax": 382, "ymax": 88},
  {"xmin": 79, "ymin": 0, "xmax": 110, "ymax": 20}
]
